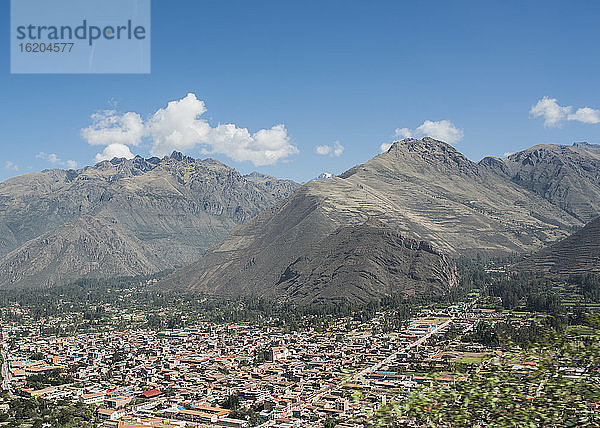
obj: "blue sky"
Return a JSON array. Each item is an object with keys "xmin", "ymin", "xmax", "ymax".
[{"xmin": 2, "ymin": 0, "xmax": 600, "ymax": 182}]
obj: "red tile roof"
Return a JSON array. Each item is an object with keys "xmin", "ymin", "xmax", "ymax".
[{"xmin": 141, "ymin": 388, "xmax": 162, "ymax": 398}]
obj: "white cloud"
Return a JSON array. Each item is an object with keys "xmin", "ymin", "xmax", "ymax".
[
  {"xmin": 316, "ymin": 145, "xmax": 331, "ymax": 155},
  {"xmin": 95, "ymin": 143, "xmax": 135, "ymax": 162},
  {"xmin": 81, "ymin": 110, "xmax": 144, "ymax": 146},
  {"xmin": 416, "ymin": 120, "xmax": 464, "ymax": 143},
  {"xmin": 36, "ymin": 152, "xmax": 78, "ymax": 169},
  {"xmin": 568, "ymin": 107, "xmax": 600, "ymax": 124},
  {"xmin": 315, "ymin": 141, "xmax": 344, "ymax": 157},
  {"xmin": 207, "ymin": 123, "xmax": 298, "ymax": 166},
  {"xmin": 529, "ymin": 97, "xmax": 572, "ymax": 127},
  {"xmin": 36, "ymin": 152, "xmax": 59, "ymax": 164},
  {"xmin": 380, "ymin": 143, "xmax": 393, "ymax": 153},
  {"xmin": 146, "ymin": 93, "xmax": 210, "ymax": 155},
  {"xmin": 4, "ymin": 161, "xmax": 18, "ymax": 171},
  {"xmin": 530, "ymin": 96, "xmax": 600, "ymax": 127},
  {"xmin": 394, "ymin": 120, "xmax": 464, "ymax": 144},
  {"xmin": 332, "ymin": 141, "xmax": 344, "ymax": 157},
  {"xmin": 81, "ymin": 93, "xmax": 299, "ymax": 166},
  {"xmin": 394, "ymin": 128, "xmax": 413, "ymax": 139}
]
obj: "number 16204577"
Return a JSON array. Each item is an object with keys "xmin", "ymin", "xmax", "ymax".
[{"xmin": 18, "ymin": 42, "xmax": 74, "ymax": 53}]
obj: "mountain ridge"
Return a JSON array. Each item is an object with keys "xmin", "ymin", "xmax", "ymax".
[
  {"xmin": 0, "ymin": 152, "xmax": 299, "ymax": 288},
  {"xmin": 479, "ymin": 142, "xmax": 600, "ymax": 222},
  {"xmin": 4, "ymin": 138, "xmax": 600, "ymax": 295},
  {"xmin": 161, "ymin": 137, "xmax": 592, "ymax": 302}
]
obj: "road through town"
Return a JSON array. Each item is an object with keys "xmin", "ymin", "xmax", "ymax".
[{"xmin": 310, "ymin": 317, "xmax": 453, "ymax": 403}]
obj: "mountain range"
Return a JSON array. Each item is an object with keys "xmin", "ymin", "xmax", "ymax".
[
  {"xmin": 1, "ymin": 139, "xmax": 599, "ymax": 302},
  {"xmin": 480, "ymin": 142, "xmax": 600, "ymax": 223},
  {"xmin": 0, "ymin": 152, "xmax": 298, "ymax": 288},
  {"xmin": 160, "ymin": 139, "xmax": 600, "ymax": 303}
]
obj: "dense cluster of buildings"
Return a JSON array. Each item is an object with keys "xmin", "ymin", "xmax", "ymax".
[{"xmin": 1, "ymin": 303, "xmax": 550, "ymax": 427}]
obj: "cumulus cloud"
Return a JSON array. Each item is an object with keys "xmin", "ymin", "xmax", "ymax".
[
  {"xmin": 206, "ymin": 123, "xmax": 298, "ymax": 166},
  {"xmin": 36, "ymin": 152, "xmax": 78, "ymax": 169},
  {"xmin": 81, "ymin": 93, "xmax": 299, "ymax": 166},
  {"xmin": 81, "ymin": 110, "xmax": 144, "ymax": 146},
  {"xmin": 529, "ymin": 97, "xmax": 572, "ymax": 127},
  {"xmin": 315, "ymin": 141, "xmax": 344, "ymax": 157},
  {"xmin": 95, "ymin": 143, "xmax": 135, "ymax": 162},
  {"xmin": 4, "ymin": 161, "xmax": 18, "ymax": 171},
  {"xmin": 394, "ymin": 120, "xmax": 464, "ymax": 144},
  {"xmin": 146, "ymin": 93, "xmax": 210, "ymax": 155},
  {"xmin": 568, "ymin": 107, "xmax": 600, "ymax": 124},
  {"xmin": 530, "ymin": 96, "xmax": 600, "ymax": 127}
]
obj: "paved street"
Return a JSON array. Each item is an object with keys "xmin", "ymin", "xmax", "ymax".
[{"xmin": 1, "ymin": 349, "xmax": 14, "ymax": 397}]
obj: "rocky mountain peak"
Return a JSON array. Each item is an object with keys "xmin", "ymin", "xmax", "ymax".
[
  {"xmin": 477, "ymin": 156, "xmax": 512, "ymax": 177},
  {"xmin": 484, "ymin": 143, "xmax": 600, "ymax": 222},
  {"xmin": 373, "ymin": 137, "xmax": 478, "ymax": 178},
  {"xmin": 572, "ymin": 141, "xmax": 600, "ymax": 153},
  {"xmin": 507, "ymin": 144, "xmax": 570, "ymax": 165},
  {"xmin": 244, "ymin": 172, "xmax": 279, "ymax": 182},
  {"xmin": 162, "ymin": 151, "xmax": 196, "ymax": 163},
  {"xmin": 387, "ymin": 137, "xmax": 466, "ymax": 161},
  {"xmin": 244, "ymin": 171, "xmax": 268, "ymax": 180},
  {"xmin": 169, "ymin": 151, "xmax": 183, "ymax": 161}
]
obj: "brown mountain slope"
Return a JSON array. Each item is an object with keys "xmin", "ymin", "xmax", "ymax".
[
  {"xmin": 161, "ymin": 138, "xmax": 583, "ymax": 301},
  {"xmin": 0, "ymin": 216, "xmax": 168, "ymax": 288},
  {"xmin": 517, "ymin": 216, "xmax": 600, "ymax": 275},
  {"xmin": 0, "ymin": 152, "xmax": 299, "ymax": 288},
  {"xmin": 275, "ymin": 219, "xmax": 459, "ymax": 304}
]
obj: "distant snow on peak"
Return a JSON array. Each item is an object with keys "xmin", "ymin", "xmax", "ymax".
[{"xmin": 312, "ymin": 172, "xmax": 335, "ymax": 182}]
